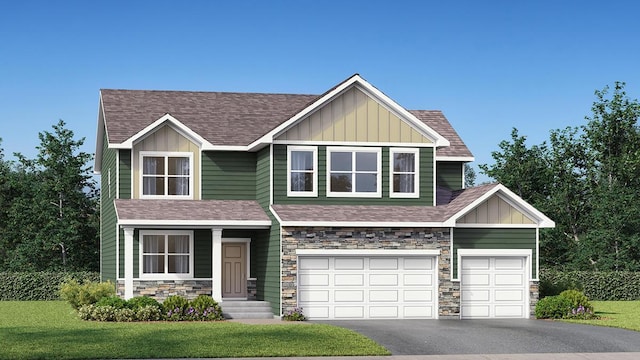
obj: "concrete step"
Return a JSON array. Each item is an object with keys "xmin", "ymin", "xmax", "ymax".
[{"xmin": 220, "ymin": 301, "xmax": 275, "ymax": 319}]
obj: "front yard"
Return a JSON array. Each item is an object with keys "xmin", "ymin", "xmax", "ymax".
[
  {"xmin": 562, "ymin": 300, "xmax": 640, "ymax": 331},
  {"xmin": 0, "ymin": 301, "xmax": 389, "ymax": 359}
]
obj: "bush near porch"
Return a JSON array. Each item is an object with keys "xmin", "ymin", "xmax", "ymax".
[{"xmin": 540, "ymin": 269, "xmax": 640, "ymax": 300}]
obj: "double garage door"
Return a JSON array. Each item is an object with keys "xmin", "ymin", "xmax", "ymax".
[
  {"xmin": 298, "ymin": 255, "xmax": 437, "ymax": 319},
  {"xmin": 460, "ymin": 256, "xmax": 529, "ymax": 319}
]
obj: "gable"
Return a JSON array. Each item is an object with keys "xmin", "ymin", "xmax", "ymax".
[
  {"xmin": 276, "ymin": 87, "xmax": 433, "ymax": 144},
  {"xmin": 457, "ymin": 194, "xmax": 535, "ymax": 225}
]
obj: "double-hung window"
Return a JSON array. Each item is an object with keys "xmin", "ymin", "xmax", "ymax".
[
  {"xmin": 140, "ymin": 230, "xmax": 193, "ymax": 279},
  {"xmin": 390, "ymin": 148, "xmax": 419, "ymax": 198},
  {"xmin": 287, "ymin": 146, "xmax": 317, "ymax": 197},
  {"xmin": 140, "ymin": 152, "xmax": 192, "ymax": 198},
  {"xmin": 327, "ymin": 147, "xmax": 382, "ymax": 197}
]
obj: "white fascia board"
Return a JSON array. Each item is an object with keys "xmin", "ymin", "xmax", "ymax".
[
  {"xmin": 435, "ymin": 156, "xmax": 475, "ymax": 162},
  {"xmin": 273, "ymin": 140, "xmax": 436, "ymax": 148},
  {"xmin": 94, "ymin": 94, "xmax": 106, "ymax": 174},
  {"xmin": 269, "ymin": 205, "xmax": 284, "ymax": 224},
  {"xmin": 117, "ymin": 219, "xmax": 271, "ymax": 228},
  {"xmin": 279, "ymin": 221, "xmax": 448, "ymax": 228},
  {"xmin": 115, "ymin": 114, "xmax": 214, "ymax": 149},
  {"xmin": 457, "ymin": 248, "xmax": 532, "ymax": 257},
  {"xmin": 454, "ymin": 223, "xmax": 539, "ymax": 229},
  {"xmin": 296, "ymin": 249, "xmax": 441, "ymax": 256},
  {"xmin": 450, "ymin": 184, "xmax": 555, "ymax": 228},
  {"xmin": 205, "ymin": 145, "xmax": 249, "ymax": 151}
]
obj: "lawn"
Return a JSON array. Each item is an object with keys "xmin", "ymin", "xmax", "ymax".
[
  {"xmin": 0, "ymin": 301, "xmax": 389, "ymax": 359},
  {"xmin": 562, "ymin": 301, "xmax": 640, "ymax": 332}
]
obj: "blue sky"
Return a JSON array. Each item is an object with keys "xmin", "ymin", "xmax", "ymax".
[{"xmin": 1, "ymin": 0, "xmax": 639, "ymax": 183}]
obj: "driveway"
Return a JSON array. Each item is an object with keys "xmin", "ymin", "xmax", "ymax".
[{"xmin": 320, "ymin": 319, "xmax": 640, "ymax": 355}]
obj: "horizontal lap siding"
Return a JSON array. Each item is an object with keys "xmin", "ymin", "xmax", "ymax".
[
  {"xmin": 117, "ymin": 149, "xmax": 131, "ymax": 279},
  {"xmin": 202, "ymin": 151, "xmax": 256, "ymax": 200},
  {"xmin": 194, "ymin": 230, "xmax": 212, "ymax": 278},
  {"xmin": 436, "ymin": 162, "xmax": 463, "ymax": 190},
  {"xmin": 453, "ymin": 228, "xmax": 537, "ymax": 278},
  {"xmin": 101, "ymin": 133, "xmax": 117, "ymax": 283},
  {"xmin": 273, "ymin": 145, "xmax": 434, "ymax": 205}
]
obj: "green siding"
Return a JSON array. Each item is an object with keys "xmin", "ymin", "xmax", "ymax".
[
  {"xmin": 118, "ymin": 228, "xmax": 124, "ymax": 278},
  {"xmin": 436, "ymin": 161, "xmax": 464, "ymax": 191},
  {"xmin": 194, "ymin": 230, "xmax": 212, "ymax": 278},
  {"xmin": 453, "ymin": 228, "xmax": 537, "ymax": 278},
  {"xmin": 273, "ymin": 145, "xmax": 434, "ymax": 205},
  {"xmin": 255, "ymin": 147, "xmax": 271, "ymax": 206},
  {"xmin": 119, "ymin": 149, "xmax": 131, "ymax": 199},
  {"xmin": 100, "ymin": 131, "xmax": 117, "ymax": 283},
  {"xmin": 201, "ymin": 151, "xmax": 256, "ymax": 200}
]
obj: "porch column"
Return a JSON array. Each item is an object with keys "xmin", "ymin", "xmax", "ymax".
[
  {"xmin": 123, "ymin": 227, "xmax": 134, "ymax": 300},
  {"xmin": 211, "ymin": 228, "xmax": 223, "ymax": 301}
]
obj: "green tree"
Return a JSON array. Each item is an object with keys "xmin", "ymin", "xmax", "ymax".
[
  {"xmin": 464, "ymin": 163, "xmax": 476, "ymax": 188},
  {"xmin": 5, "ymin": 120, "xmax": 99, "ymax": 271}
]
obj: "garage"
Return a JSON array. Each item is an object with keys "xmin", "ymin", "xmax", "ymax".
[
  {"xmin": 460, "ymin": 255, "xmax": 529, "ymax": 319},
  {"xmin": 297, "ymin": 252, "xmax": 438, "ymax": 319}
]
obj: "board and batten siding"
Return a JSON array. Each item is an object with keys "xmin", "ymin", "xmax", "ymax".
[
  {"xmin": 457, "ymin": 195, "xmax": 535, "ymax": 225},
  {"xmin": 436, "ymin": 162, "xmax": 464, "ymax": 191},
  {"xmin": 201, "ymin": 151, "xmax": 256, "ymax": 200},
  {"xmin": 277, "ymin": 87, "xmax": 433, "ymax": 144},
  {"xmin": 100, "ymin": 131, "xmax": 117, "ymax": 283},
  {"xmin": 273, "ymin": 145, "xmax": 434, "ymax": 205},
  {"xmin": 452, "ymin": 228, "xmax": 537, "ymax": 278},
  {"xmin": 131, "ymin": 125, "xmax": 201, "ymax": 199}
]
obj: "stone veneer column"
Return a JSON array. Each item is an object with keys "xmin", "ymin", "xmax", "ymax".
[
  {"xmin": 211, "ymin": 228, "xmax": 222, "ymax": 301},
  {"xmin": 123, "ymin": 227, "xmax": 134, "ymax": 300}
]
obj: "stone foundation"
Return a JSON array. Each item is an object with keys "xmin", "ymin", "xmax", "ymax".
[
  {"xmin": 529, "ymin": 281, "xmax": 539, "ymax": 318},
  {"xmin": 117, "ymin": 280, "xmax": 213, "ymax": 301},
  {"xmin": 281, "ymin": 227, "xmax": 459, "ymax": 318}
]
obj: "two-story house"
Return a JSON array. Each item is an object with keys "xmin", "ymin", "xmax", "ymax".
[{"xmin": 94, "ymin": 74, "xmax": 554, "ymax": 320}]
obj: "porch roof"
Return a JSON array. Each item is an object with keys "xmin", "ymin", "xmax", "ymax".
[{"xmin": 114, "ymin": 199, "xmax": 271, "ymax": 227}]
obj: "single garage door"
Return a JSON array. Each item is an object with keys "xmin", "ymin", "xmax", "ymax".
[
  {"xmin": 460, "ymin": 256, "xmax": 528, "ymax": 319},
  {"xmin": 298, "ymin": 256, "xmax": 437, "ymax": 319}
]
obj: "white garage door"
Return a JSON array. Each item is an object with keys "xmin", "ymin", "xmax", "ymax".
[
  {"xmin": 298, "ymin": 256, "xmax": 437, "ymax": 319},
  {"xmin": 460, "ymin": 256, "xmax": 528, "ymax": 319}
]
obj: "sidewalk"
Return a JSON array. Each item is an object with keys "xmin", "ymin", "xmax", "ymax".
[{"xmin": 226, "ymin": 354, "xmax": 640, "ymax": 360}]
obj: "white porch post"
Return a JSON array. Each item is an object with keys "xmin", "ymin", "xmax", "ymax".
[
  {"xmin": 123, "ymin": 227, "xmax": 134, "ymax": 300},
  {"xmin": 212, "ymin": 228, "xmax": 223, "ymax": 301}
]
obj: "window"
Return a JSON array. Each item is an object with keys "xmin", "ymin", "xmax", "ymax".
[
  {"xmin": 327, "ymin": 147, "xmax": 381, "ymax": 197},
  {"xmin": 140, "ymin": 152, "xmax": 192, "ymax": 198},
  {"xmin": 140, "ymin": 231, "xmax": 193, "ymax": 278},
  {"xmin": 287, "ymin": 146, "xmax": 317, "ymax": 196},
  {"xmin": 390, "ymin": 148, "xmax": 420, "ymax": 198}
]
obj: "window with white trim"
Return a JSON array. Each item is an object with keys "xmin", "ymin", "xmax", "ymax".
[
  {"xmin": 390, "ymin": 148, "xmax": 419, "ymax": 198},
  {"xmin": 327, "ymin": 147, "xmax": 382, "ymax": 197},
  {"xmin": 140, "ymin": 152, "xmax": 192, "ymax": 198},
  {"xmin": 140, "ymin": 230, "xmax": 193, "ymax": 278},
  {"xmin": 287, "ymin": 146, "xmax": 317, "ymax": 197}
]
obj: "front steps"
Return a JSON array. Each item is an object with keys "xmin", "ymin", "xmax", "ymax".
[{"xmin": 221, "ymin": 301, "xmax": 275, "ymax": 319}]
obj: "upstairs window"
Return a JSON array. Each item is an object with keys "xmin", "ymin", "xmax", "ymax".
[
  {"xmin": 140, "ymin": 230, "xmax": 193, "ymax": 278},
  {"xmin": 140, "ymin": 152, "xmax": 192, "ymax": 198},
  {"xmin": 287, "ymin": 146, "xmax": 317, "ymax": 197},
  {"xmin": 327, "ymin": 147, "xmax": 381, "ymax": 198},
  {"xmin": 390, "ymin": 148, "xmax": 419, "ymax": 198}
]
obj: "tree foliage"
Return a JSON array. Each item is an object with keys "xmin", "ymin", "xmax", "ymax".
[
  {"xmin": 0, "ymin": 120, "xmax": 99, "ymax": 271},
  {"xmin": 480, "ymin": 82, "xmax": 640, "ymax": 271}
]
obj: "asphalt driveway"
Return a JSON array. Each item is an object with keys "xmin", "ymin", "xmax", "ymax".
[{"xmin": 320, "ymin": 319, "xmax": 640, "ymax": 355}]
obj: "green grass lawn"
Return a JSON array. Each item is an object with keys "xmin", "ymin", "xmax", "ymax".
[
  {"xmin": 0, "ymin": 301, "xmax": 389, "ymax": 359},
  {"xmin": 562, "ymin": 301, "xmax": 640, "ymax": 332}
]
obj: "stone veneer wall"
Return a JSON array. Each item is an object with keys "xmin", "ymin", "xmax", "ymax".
[
  {"xmin": 281, "ymin": 227, "xmax": 459, "ymax": 318},
  {"xmin": 529, "ymin": 280, "xmax": 539, "ymax": 318},
  {"xmin": 117, "ymin": 280, "xmax": 213, "ymax": 302}
]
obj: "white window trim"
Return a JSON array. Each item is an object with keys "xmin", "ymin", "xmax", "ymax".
[
  {"xmin": 139, "ymin": 151, "xmax": 194, "ymax": 199},
  {"xmin": 326, "ymin": 146, "xmax": 382, "ymax": 198},
  {"xmin": 389, "ymin": 148, "xmax": 420, "ymax": 198},
  {"xmin": 139, "ymin": 230, "xmax": 194, "ymax": 280},
  {"xmin": 287, "ymin": 146, "xmax": 318, "ymax": 197}
]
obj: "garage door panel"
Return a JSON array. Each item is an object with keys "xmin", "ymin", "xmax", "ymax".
[
  {"xmin": 462, "ymin": 273, "xmax": 490, "ymax": 286},
  {"xmin": 494, "ymin": 257, "xmax": 524, "ymax": 269},
  {"xmin": 299, "ymin": 255, "xmax": 436, "ymax": 319},
  {"xmin": 495, "ymin": 305, "xmax": 525, "ymax": 317},
  {"xmin": 495, "ymin": 289, "xmax": 523, "ymax": 301},
  {"xmin": 370, "ymin": 306, "xmax": 399, "ymax": 318},
  {"xmin": 495, "ymin": 273, "xmax": 524, "ymax": 286},
  {"xmin": 299, "ymin": 257, "xmax": 329, "ymax": 270},
  {"xmin": 462, "ymin": 289, "xmax": 490, "ymax": 301},
  {"xmin": 369, "ymin": 274, "xmax": 398, "ymax": 286},
  {"xmin": 335, "ymin": 258, "xmax": 364, "ymax": 270},
  {"xmin": 462, "ymin": 258, "xmax": 490, "ymax": 269},
  {"xmin": 461, "ymin": 305, "xmax": 490, "ymax": 318}
]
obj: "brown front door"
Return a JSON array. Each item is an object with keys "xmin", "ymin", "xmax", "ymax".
[{"xmin": 222, "ymin": 243, "xmax": 247, "ymax": 298}]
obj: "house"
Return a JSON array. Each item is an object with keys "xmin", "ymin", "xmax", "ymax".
[{"xmin": 94, "ymin": 74, "xmax": 554, "ymax": 320}]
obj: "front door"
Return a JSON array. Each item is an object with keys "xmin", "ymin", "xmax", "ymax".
[{"xmin": 222, "ymin": 243, "xmax": 247, "ymax": 298}]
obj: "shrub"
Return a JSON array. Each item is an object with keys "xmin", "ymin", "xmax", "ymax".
[
  {"xmin": 92, "ymin": 305, "xmax": 118, "ymax": 322},
  {"xmin": 565, "ymin": 305, "xmax": 599, "ymax": 320},
  {"xmin": 127, "ymin": 296, "xmax": 161, "ymax": 310},
  {"xmin": 136, "ymin": 305, "xmax": 163, "ymax": 321},
  {"xmin": 114, "ymin": 308, "xmax": 137, "ymax": 322},
  {"xmin": 0, "ymin": 271, "xmax": 99, "ymax": 300},
  {"xmin": 535, "ymin": 295, "xmax": 572, "ymax": 319},
  {"xmin": 539, "ymin": 276, "xmax": 583, "ymax": 298},
  {"xmin": 540, "ymin": 269, "xmax": 640, "ymax": 300},
  {"xmin": 559, "ymin": 289, "xmax": 593, "ymax": 312},
  {"xmin": 283, "ymin": 307, "xmax": 306, "ymax": 321},
  {"xmin": 59, "ymin": 279, "xmax": 116, "ymax": 309},
  {"xmin": 96, "ymin": 296, "xmax": 127, "ymax": 309},
  {"xmin": 185, "ymin": 295, "xmax": 223, "ymax": 321},
  {"xmin": 162, "ymin": 295, "xmax": 189, "ymax": 320}
]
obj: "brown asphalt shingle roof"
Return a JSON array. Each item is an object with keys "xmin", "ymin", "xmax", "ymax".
[
  {"xmin": 101, "ymin": 88, "xmax": 472, "ymax": 158},
  {"xmin": 114, "ymin": 199, "xmax": 270, "ymax": 223}
]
